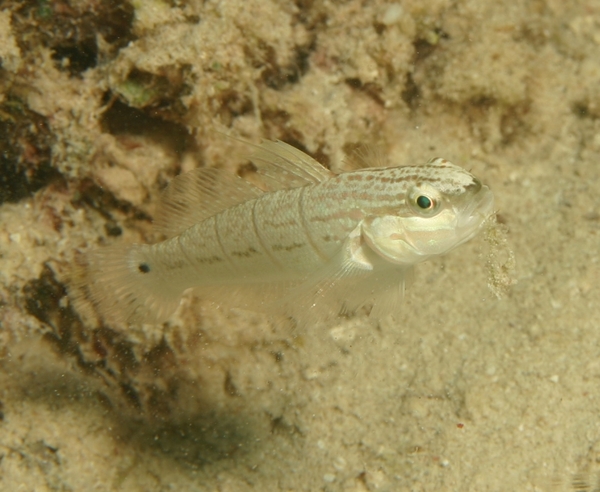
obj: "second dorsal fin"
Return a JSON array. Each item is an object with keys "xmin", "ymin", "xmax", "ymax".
[
  {"xmin": 153, "ymin": 140, "xmax": 334, "ymax": 238},
  {"xmin": 154, "ymin": 167, "xmax": 263, "ymax": 238},
  {"xmin": 249, "ymin": 140, "xmax": 334, "ymax": 191}
]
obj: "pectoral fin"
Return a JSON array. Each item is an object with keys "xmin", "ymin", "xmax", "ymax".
[{"xmin": 269, "ymin": 227, "xmax": 411, "ymax": 324}]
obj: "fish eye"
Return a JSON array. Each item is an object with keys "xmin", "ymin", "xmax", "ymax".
[
  {"xmin": 416, "ymin": 195, "xmax": 434, "ymax": 210},
  {"xmin": 408, "ymin": 185, "xmax": 441, "ymax": 216}
]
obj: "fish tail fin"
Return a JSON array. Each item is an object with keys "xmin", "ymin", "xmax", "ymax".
[{"xmin": 70, "ymin": 244, "xmax": 182, "ymax": 325}]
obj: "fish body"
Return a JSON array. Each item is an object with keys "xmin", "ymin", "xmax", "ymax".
[{"xmin": 75, "ymin": 140, "xmax": 494, "ymax": 324}]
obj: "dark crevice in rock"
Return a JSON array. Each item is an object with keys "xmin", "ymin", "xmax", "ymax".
[
  {"xmin": 12, "ymin": 0, "xmax": 135, "ymax": 76},
  {"xmin": 0, "ymin": 97, "xmax": 62, "ymax": 204},
  {"xmin": 100, "ymin": 97, "xmax": 196, "ymax": 157}
]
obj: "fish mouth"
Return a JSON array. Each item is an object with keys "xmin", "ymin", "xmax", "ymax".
[{"xmin": 456, "ymin": 185, "xmax": 495, "ymax": 239}]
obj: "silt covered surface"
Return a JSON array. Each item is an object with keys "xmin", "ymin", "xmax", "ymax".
[{"xmin": 0, "ymin": 0, "xmax": 599, "ymax": 490}]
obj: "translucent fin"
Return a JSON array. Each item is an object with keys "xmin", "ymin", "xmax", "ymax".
[
  {"xmin": 278, "ymin": 237, "xmax": 412, "ymax": 324},
  {"xmin": 249, "ymin": 140, "xmax": 334, "ymax": 191},
  {"xmin": 289, "ymin": 263, "xmax": 411, "ymax": 324},
  {"xmin": 295, "ymin": 264, "xmax": 373, "ymax": 323},
  {"xmin": 70, "ymin": 244, "xmax": 183, "ymax": 325},
  {"xmin": 180, "ymin": 242, "xmax": 373, "ymax": 325},
  {"xmin": 344, "ymin": 143, "xmax": 387, "ymax": 170},
  {"xmin": 154, "ymin": 167, "xmax": 263, "ymax": 238},
  {"xmin": 184, "ymin": 261, "xmax": 410, "ymax": 328},
  {"xmin": 187, "ymin": 281, "xmax": 298, "ymax": 316},
  {"xmin": 345, "ymin": 264, "xmax": 414, "ymax": 319},
  {"xmin": 240, "ymin": 231, "xmax": 371, "ymax": 324}
]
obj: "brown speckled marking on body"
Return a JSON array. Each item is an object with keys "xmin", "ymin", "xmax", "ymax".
[{"xmin": 231, "ymin": 247, "xmax": 260, "ymax": 259}]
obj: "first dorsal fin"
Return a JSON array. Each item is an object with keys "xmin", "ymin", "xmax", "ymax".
[
  {"xmin": 249, "ymin": 140, "xmax": 335, "ymax": 191},
  {"xmin": 154, "ymin": 167, "xmax": 263, "ymax": 238}
]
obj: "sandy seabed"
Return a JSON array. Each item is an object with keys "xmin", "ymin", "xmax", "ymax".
[{"xmin": 1, "ymin": 1, "xmax": 599, "ymax": 491}]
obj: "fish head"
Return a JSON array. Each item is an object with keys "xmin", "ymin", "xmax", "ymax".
[{"xmin": 362, "ymin": 159, "xmax": 495, "ymax": 266}]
